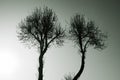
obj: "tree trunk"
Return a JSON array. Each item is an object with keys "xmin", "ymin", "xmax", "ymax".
[
  {"xmin": 38, "ymin": 54, "xmax": 44, "ymax": 80},
  {"xmin": 73, "ymin": 52, "xmax": 85, "ymax": 80}
]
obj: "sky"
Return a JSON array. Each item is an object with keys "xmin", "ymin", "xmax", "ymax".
[{"xmin": 0, "ymin": 0, "xmax": 120, "ymax": 80}]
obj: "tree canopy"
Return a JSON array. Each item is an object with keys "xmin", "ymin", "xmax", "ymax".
[{"xmin": 69, "ymin": 14, "xmax": 107, "ymax": 52}]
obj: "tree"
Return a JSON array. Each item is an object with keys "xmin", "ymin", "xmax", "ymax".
[
  {"xmin": 17, "ymin": 7, "xmax": 65, "ymax": 80},
  {"xmin": 69, "ymin": 14, "xmax": 107, "ymax": 80}
]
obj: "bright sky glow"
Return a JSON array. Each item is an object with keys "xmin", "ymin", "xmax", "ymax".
[{"xmin": 0, "ymin": 52, "xmax": 18, "ymax": 76}]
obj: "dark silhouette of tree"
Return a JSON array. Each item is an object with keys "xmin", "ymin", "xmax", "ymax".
[
  {"xmin": 17, "ymin": 7, "xmax": 65, "ymax": 80},
  {"xmin": 69, "ymin": 14, "xmax": 107, "ymax": 80}
]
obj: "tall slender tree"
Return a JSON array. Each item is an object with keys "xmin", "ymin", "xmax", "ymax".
[
  {"xmin": 69, "ymin": 14, "xmax": 107, "ymax": 80},
  {"xmin": 17, "ymin": 7, "xmax": 65, "ymax": 80}
]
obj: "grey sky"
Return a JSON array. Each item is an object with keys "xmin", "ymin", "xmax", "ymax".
[{"xmin": 0, "ymin": 0, "xmax": 120, "ymax": 80}]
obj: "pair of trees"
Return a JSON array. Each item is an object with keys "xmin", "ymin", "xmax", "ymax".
[{"xmin": 17, "ymin": 7, "xmax": 107, "ymax": 80}]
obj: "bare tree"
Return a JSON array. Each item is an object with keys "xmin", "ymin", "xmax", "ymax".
[
  {"xmin": 69, "ymin": 14, "xmax": 107, "ymax": 80},
  {"xmin": 17, "ymin": 7, "xmax": 65, "ymax": 80}
]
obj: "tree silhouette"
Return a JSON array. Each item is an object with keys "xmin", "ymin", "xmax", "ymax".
[
  {"xmin": 17, "ymin": 7, "xmax": 65, "ymax": 80},
  {"xmin": 69, "ymin": 14, "xmax": 107, "ymax": 80}
]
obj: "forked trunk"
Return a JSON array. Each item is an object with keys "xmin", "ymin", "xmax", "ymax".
[{"xmin": 73, "ymin": 52, "xmax": 85, "ymax": 80}]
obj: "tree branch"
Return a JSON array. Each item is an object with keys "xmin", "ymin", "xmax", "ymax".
[
  {"xmin": 30, "ymin": 32, "xmax": 41, "ymax": 43},
  {"xmin": 48, "ymin": 35, "xmax": 58, "ymax": 46},
  {"xmin": 34, "ymin": 25, "xmax": 43, "ymax": 37},
  {"xmin": 83, "ymin": 38, "xmax": 90, "ymax": 52},
  {"xmin": 79, "ymin": 35, "xmax": 84, "ymax": 53}
]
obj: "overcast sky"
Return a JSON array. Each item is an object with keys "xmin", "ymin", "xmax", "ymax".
[{"xmin": 0, "ymin": 0, "xmax": 120, "ymax": 80}]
